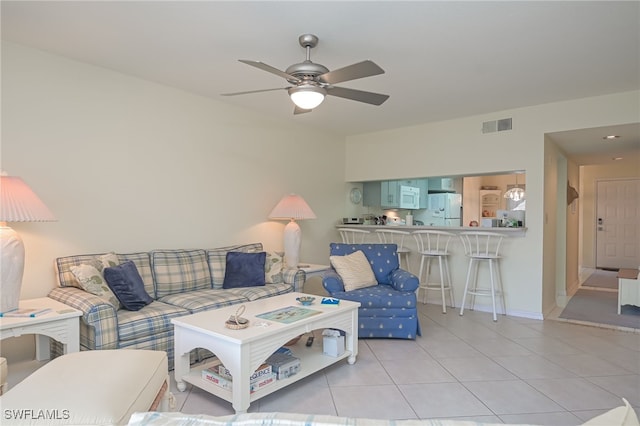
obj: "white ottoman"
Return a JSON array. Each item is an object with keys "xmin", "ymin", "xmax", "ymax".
[
  {"xmin": 0, "ymin": 349, "xmax": 169, "ymax": 425},
  {"xmin": 0, "ymin": 357, "xmax": 7, "ymax": 395}
]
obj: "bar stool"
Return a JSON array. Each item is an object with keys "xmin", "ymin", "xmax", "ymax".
[
  {"xmin": 412, "ymin": 230, "xmax": 456, "ymax": 312},
  {"xmin": 338, "ymin": 228, "xmax": 371, "ymax": 244},
  {"xmin": 375, "ymin": 229, "xmax": 412, "ymax": 272},
  {"xmin": 458, "ymin": 231, "xmax": 505, "ymax": 322}
]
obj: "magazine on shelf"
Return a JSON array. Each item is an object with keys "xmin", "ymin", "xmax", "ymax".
[{"xmin": 0, "ymin": 308, "xmax": 53, "ymax": 318}]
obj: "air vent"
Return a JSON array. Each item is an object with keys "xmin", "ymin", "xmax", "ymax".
[{"xmin": 482, "ymin": 118, "xmax": 512, "ymax": 134}]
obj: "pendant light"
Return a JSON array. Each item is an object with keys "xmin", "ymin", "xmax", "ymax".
[{"xmin": 504, "ymin": 173, "xmax": 525, "ymax": 201}]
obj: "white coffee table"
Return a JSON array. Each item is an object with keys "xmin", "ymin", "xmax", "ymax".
[{"xmin": 172, "ymin": 292, "xmax": 359, "ymax": 413}]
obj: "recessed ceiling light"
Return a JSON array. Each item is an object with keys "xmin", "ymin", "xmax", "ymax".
[
  {"xmin": 612, "ymin": 157, "xmax": 623, "ymax": 161},
  {"xmin": 603, "ymin": 135, "xmax": 620, "ymax": 140}
]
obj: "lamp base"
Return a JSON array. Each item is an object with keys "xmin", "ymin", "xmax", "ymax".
[
  {"xmin": 283, "ymin": 220, "xmax": 301, "ymax": 270},
  {"xmin": 1, "ymin": 225, "xmax": 25, "ymax": 313}
]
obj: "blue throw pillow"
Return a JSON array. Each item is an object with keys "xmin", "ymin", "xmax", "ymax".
[
  {"xmin": 222, "ymin": 252, "xmax": 266, "ymax": 289},
  {"xmin": 104, "ymin": 261, "xmax": 153, "ymax": 311}
]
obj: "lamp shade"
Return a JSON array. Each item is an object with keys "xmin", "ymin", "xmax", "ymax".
[
  {"xmin": 268, "ymin": 194, "xmax": 317, "ymax": 220},
  {"xmin": 0, "ymin": 174, "xmax": 55, "ymax": 313},
  {"xmin": 1, "ymin": 175, "xmax": 56, "ymax": 222}
]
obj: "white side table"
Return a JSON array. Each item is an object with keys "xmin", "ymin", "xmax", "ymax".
[
  {"xmin": 298, "ymin": 264, "xmax": 331, "ymax": 296},
  {"xmin": 0, "ymin": 297, "xmax": 82, "ymax": 360},
  {"xmin": 618, "ymin": 269, "xmax": 640, "ymax": 314},
  {"xmin": 298, "ymin": 263, "xmax": 331, "ymax": 278}
]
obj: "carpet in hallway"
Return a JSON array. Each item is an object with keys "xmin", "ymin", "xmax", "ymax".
[
  {"xmin": 559, "ymin": 288, "xmax": 640, "ymax": 329},
  {"xmin": 581, "ymin": 269, "xmax": 619, "ymax": 290}
]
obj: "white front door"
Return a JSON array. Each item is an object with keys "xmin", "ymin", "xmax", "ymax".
[{"xmin": 596, "ymin": 179, "xmax": 640, "ymax": 269}]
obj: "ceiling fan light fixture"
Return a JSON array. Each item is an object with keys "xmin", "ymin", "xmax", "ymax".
[{"xmin": 289, "ymin": 85, "xmax": 326, "ymax": 110}]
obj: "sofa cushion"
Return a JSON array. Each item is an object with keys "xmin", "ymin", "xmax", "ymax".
[
  {"xmin": 104, "ymin": 261, "xmax": 153, "ymax": 311},
  {"xmin": 116, "ymin": 301, "xmax": 188, "ymax": 343},
  {"xmin": 207, "ymin": 243, "xmax": 263, "ymax": 289},
  {"xmin": 151, "ymin": 249, "xmax": 211, "ymax": 298},
  {"xmin": 331, "ymin": 286, "xmax": 417, "ymax": 309},
  {"xmin": 223, "ymin": 252, "xmax": 266, "ymax": 289},
  {"xmin": 158, "ymin": 289, "xmax": 249, "ymax": 314},
  {"xmin": 330, "ymin": 243, "xmax": 400, "ymax": 285},
  {"xmin": 330, "ymin": 250, "xmax": 378, "ymax": 291},
  {"xmin": 224, "ymin": 282, "xmax": 293, "ymax": 301}
]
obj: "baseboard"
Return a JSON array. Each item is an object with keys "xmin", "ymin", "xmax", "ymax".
[{"xmin": 456, "ymin": 303, "xmax": 544, "ymax": 321}]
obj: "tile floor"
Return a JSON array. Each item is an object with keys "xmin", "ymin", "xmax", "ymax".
[
  {"xmin": 175, "ymin": 303, "xmax": 639, "ymax": 424},
  {"xmin": 7, "ymin": 303, "xmax": 639, "ymax": 425}
]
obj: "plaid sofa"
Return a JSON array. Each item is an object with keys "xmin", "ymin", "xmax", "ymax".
[{"xmin": 48, "ymin": 243, "xmax": 304, "ymax": 367}]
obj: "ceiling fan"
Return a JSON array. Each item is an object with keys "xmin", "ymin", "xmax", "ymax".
[{"xmin": 222, "ymin": 34, "xmax": 389, "ymax": 114}]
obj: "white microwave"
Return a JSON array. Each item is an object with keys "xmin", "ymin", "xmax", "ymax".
[{"xmin": 399, "ymin": 186, "xmax": 420, "ymax": 209}]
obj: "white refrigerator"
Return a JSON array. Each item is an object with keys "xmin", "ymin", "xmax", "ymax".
[{"xmin": 426, "ymin": 193, "xmax": 462, "ymax": 226}]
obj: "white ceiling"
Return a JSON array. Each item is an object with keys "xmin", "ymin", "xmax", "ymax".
[{"xmin": 2, "ymin": 1, "xmax": 639, "ymax": 165}]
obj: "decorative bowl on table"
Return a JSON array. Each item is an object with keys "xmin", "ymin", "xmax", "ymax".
[{"xmin": 296, "ymin": 296, "xmax": 315, "ymax": 306}]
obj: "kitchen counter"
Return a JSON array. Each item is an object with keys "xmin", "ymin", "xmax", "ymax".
[{"xmin": 336, "ymin": 224, "xmax": 527, "ymax": 237}]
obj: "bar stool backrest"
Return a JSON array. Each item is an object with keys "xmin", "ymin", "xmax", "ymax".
[
  {"xmin": 412, "ymin": 230, "xmax": 455, "ymax": 256},
  {"xmin": 375, "ymin": 229, "xmax": 411, "ymax": 250},
  {"xmin": 459, "ymin": 231, "xmax": 504, "ymax": 258},
  {"xmin": 338, "ymin": 228, "xmax": 371, "ymax": 244}
]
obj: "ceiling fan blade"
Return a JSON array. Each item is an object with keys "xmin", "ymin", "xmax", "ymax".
[
  {"xmin": 326, "ymin": 86, "xmax": 389, "ymax": 106},
  {"xmin": 293, "ymin": 106, "xmax": 312, "ymax": 115},
  {"xmin": 221, "ymin": 87, "xmax": 289, "ymax": 96},
  {"xmin": 238, "ymin": 60, "xmax": 301, "ymax": 83},
  {"xmin": 318, "ymin": 60, "xmax": 385, "ymax": 84}
]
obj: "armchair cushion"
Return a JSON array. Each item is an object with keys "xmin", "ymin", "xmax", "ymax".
[
  {"xmin": 329, "ymin": 243, "xmax": 399, "ymax": 285},
  {"xmin": 329, "ymin": 250, "xmax": 377, "ymax": 291}
]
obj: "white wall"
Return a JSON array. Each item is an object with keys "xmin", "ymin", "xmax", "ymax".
[
  {"xmin": 344, "ymin": 91, "xmax": 640, "ymax": 317},
  {"xmin": 1, "ymin": 42, "xmax": 346, "ymax": 360},
  {"xmin": 565, "ymin": 159, "xmax": 581, "ymax": 299}
]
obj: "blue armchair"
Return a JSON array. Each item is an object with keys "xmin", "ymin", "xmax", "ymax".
[{"xmin": 322, "ymin": 243, "xmax": 421, "ymax": 339}]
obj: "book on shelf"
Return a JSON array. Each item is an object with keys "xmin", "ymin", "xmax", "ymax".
[
  {"xmin": 201, "ymin": 368, "xmax": 275, "ymax": 393},
  {"xmin": 217, "ymin": 363, "xmax": 272, "ymax": 382},
  {"xmin": 0, "ymin": 308, "xmax": 53, "ymax": 318}
]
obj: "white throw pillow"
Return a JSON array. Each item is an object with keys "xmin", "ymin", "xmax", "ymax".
[
  {"xmin": 70, "ymin": 252, "xmax": 121, "ymax": 309},
  {"xmin": 71, "ymin": 263, "xmax": 121, "ymax": 309},
  {"xmin": 330, "ymin": 250, "xmax": 377, "ymax": 291}
]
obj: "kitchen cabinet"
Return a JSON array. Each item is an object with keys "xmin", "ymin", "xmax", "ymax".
[
  {"xmin": 363, "ymin": 181, "xmax": 381, "ymax": 207},
  {"xmin": 381, "ymin": 180, "xmax": 400, "ymax": 208},
  {"xmin": 364, "ymin": 179, "xmax": 428, "ymax": 209},
  {"xmin": 428, "ymin": 178, "xmax": 456, "ymax": 192},
  {"xmin": 480, "ymin": 190, "xmax": 502, "ymax": 218}
]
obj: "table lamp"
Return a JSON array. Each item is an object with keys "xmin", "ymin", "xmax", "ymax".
[
  {"xmin": 268, "ymin": 194, "xmax": 316, "ymax": 269},
  {"xmin": 0, "ymin": 173, "xmax": 56, "ymax": 313}
]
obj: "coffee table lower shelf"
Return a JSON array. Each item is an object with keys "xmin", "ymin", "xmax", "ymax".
[{"xmin": 182, "ymin": 340, "xmax": 352, "ymax": 404}]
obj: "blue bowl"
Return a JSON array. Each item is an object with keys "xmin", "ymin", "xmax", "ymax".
[{"xmin": 296, "ymin": 296, "xmax": 315, "ymax": 306}]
